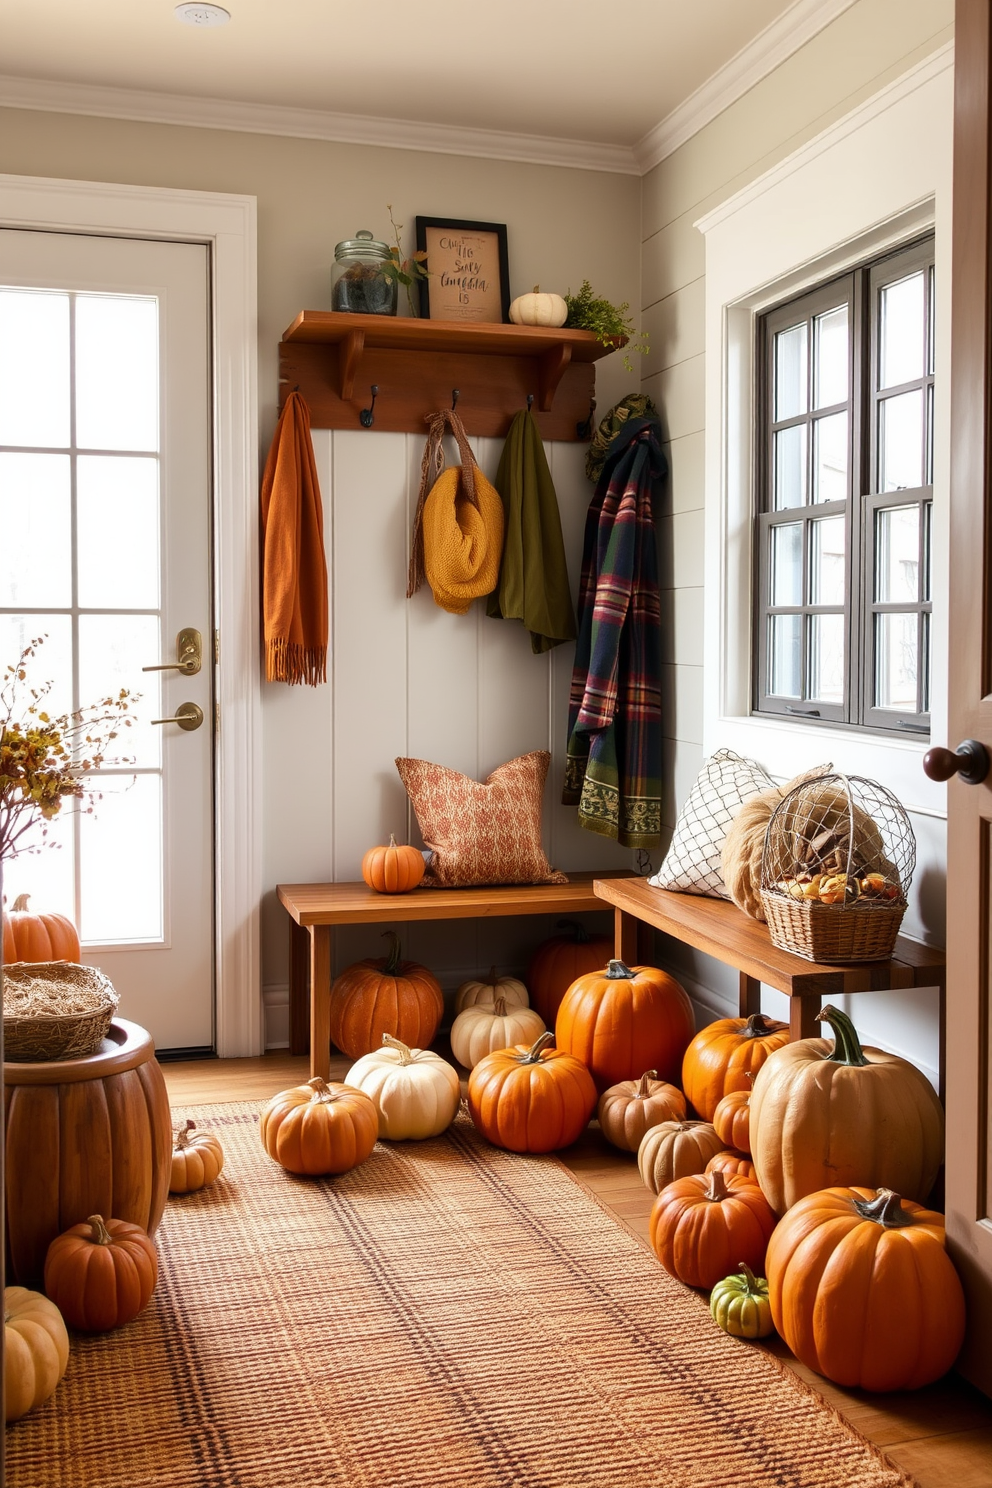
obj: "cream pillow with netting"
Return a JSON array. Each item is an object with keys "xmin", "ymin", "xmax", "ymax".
[{"xmin": 648, "ymin": 749, "xmax": 774, "ymax": 898}]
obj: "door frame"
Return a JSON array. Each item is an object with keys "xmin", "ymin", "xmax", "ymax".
[{"xmin": 0, "ymin": 172, "xmax": 262, "ymax": 1056}]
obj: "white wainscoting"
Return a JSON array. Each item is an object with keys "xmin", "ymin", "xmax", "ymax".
[{"xmin": 260, "ymin": 429, "xmax": 633, "ymax": 1047}]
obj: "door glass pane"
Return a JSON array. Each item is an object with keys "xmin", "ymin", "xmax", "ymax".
[
  {"xmin": 774, "ymin": 424, "xmax": 806, "ymax": 509},
  {"xmin": 880, "ymin": 271, "xmax": 925, "ymax": 388},
  {"xmin": 810, "ymin": 613, "xmax": 844, "ymax": 704},
  {"xmin": 927, "ymin": 266, "xmax": 935, "ymax": 376},
  {"xmin": 875, "ymin": 505, "xmax": 919, "ymax": 602},
  {"xmin": 78, "ymin": 614, "xmax": 161, "ymax": 769},
  {"xmin": 814, "ymin": 305, "xmax": 848, "ymax": 408},
  {"xmin": 875, "ymin": 612, "xmax": 918, "ymax": 710},
  {"xmin": 769, "ymin": 614, "xmax": 802, "ymax": 697},
  {"xmin": 813, "ymin": 412, "xmax": 847, "ymax": 503},
  {"xmin": 922, "ymin": 611, "xmax": 931, "ymax": 713},
  {"xmin": 771, "ymin": 523, "xmax": 803, "ymax": 606},
  {"xmin": 79, "ymin": 772, "xmax": 163, "ymax": 943},
  {"xmin": 77, "ymin": 456, "xmax": 160, "ymax": 609},
  {"xmin": 0, "ymin": 806, "xmax": 74, "ymax": 921},
  {"xmin": 923, "ymin": 502, "xmax": 932, "ymax": 601},
  {"xmin": 775, "ymin": 323, "xmax": 808, "ymax": 420},
  {"xmin": 0, "ymin": 453, "xmax": 72, "ymax": 606},
  {"xmin": 0, "ymin": 289, "xmax": 70, "ymax": 448},
  {"xmin": 880, "ymin": 389, "xmax": 924, "ymax": 491},
  {"xmin": 0, "ymin": 613, "xmax": 73, "ymax": 722},
  {"xmin": 75, "ymin": 295, "xmax": 158, "ymax": 453},
  {"xmin": 811, "ymin": 516, "xmax": 846, "ymax": 604}
]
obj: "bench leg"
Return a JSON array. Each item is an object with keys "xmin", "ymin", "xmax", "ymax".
[
  {"xmin": 739, "ymin": 974, "xmax": 762, "ymax": 1019},
  {"xmin": 615, "ymin": 908, "xmax": 639, "ymax": 965},
  {"xmin": 289, "ymin": 918, "xmax": 311, "ymax": 1056},
  {"xmin": 790, "ymin": 993, "xmax": 820, "ymax": 1041},
  {"xmin": 310, "ymin": 925, "xmax": 333, "ymax": 1082}
]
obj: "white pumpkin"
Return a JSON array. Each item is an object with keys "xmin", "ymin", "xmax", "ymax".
[
  {"xmin": 344, "ymin": 1033, "xmax": 460, "ymax": 1139},
  {"xmin": 508, "ymin": 286, "xmax": 568, "ymax": 328},
  {"xmin": 454, "ymin": 966, "xmax": 529, "ymax": 1015},
  {"xmin": 449, "ymin": 996, "xmax": 547, "ymax": 1071}
]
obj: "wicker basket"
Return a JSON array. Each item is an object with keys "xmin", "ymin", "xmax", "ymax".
[
  {"xmin": 759, "ymin": 773, "xmax": 916, "ymax": 963},
  {"xmin": 3, "ymin": 961, "xmax": 120, "ymax": 1062}
]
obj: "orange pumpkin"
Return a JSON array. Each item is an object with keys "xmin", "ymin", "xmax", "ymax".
[
  {"xmin": 44, "ymin": 1214, "xmax": 158, "ymax": 1332},
  {"xmin": 169, "ymin": 1119, "xmax": 224, "ymax": 1194},
  {"xmin": 526, "ymin": 919, "xmax": 613, "ymax": 1025},
  {"xmin": 2, "ymin": 893, "xmax": 80, "ymax": 964},
  {"xmin": 705, "ymin": 1150, "xmax": 756, "ymax": 1181},
  {"xmin": 361, "ymin": 836, "xmax": 426, "ymax": 894},
  {"xmin": 765, "ymin": 1186, "xmax": 966, "ymax": 1391},
  {"xmin": 329, "ymin": 931, "xmax": 443, "ymax": 1060},
  {"xmin": 260, "ymin": 1077, "xmax": 378, "ymax": 1176},
  {"xmin": 597, "ymin": 1069, "xmax": 686, "ymax": 1152},
  {"xmin": 468, "ymin": 1031, "xmax": 597, "ymax": 1154},
  {"xmin": 681, "ymin": 1013, "xmax": 788, "ymax": 1120},
  {"xmin": 649, "ymin": 1168, "xmax": 777, "ymax": 1289},
  {"xmin": 555, "ymin": 959, "xmax": 694, "ymax": 1091},
  {"xmin": 712, "ymin": 1087, "xmax": 752, "ymax": 1155}
]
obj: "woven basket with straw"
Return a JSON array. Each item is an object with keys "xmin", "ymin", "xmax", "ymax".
[{"xmin": 2, "ymin": 961, "xmax": 119, "ymax": 1062}]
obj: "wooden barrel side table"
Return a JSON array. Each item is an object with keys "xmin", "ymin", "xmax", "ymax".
[{"xmin": 4, "ymin": 1018, "xmax": 172, "ymax": 1286}]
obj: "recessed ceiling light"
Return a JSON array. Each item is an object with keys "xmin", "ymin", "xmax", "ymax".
[{"xmin": 175, "ymin": 3, "xmax": 231, "ymax": 25}]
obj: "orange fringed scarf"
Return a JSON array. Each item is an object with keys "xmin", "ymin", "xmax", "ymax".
[{"xmin": 260, "ymin": 392, "xmax": 328, "ymax": 686}]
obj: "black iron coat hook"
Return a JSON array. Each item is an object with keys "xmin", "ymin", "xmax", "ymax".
[{"xmin": 360, "ymin": 385, "xmax": 378, "ymax": 428}]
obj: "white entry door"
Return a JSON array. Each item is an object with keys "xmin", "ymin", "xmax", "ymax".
[{"xmin": 0, "ymin": 228, "xmax": 214, "ymax": 1053}]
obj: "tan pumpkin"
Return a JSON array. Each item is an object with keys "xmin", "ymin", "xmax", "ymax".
[
  {"xmin": 44, "ymin": 1214, "xmax": 159, "ymax": 1332},
  {"xmin": 2, "ymin": 892, "xmax": 80, "ymax": 963},
  {"xmin": 454, "ymin": 966, "xmax": 529, "ymax": 1015},
  {"xmin": 712, "ymin": 1086, "xmax": 752, "ymax": 1155},
  {"xmin": 750, "ymin": 1005, "xmax": 945, "ymax": 1215},
  {"xmin": 260, "ymin": 1078, "xmax": 379, "ymax": 1175},
  {"xmin": 4, "ymin": 1285, "xmax": 70, "ymax": 1421},
  {"xmin": 508, "ymin": 286, "xmax": 568, "ymax": 327},
  {"xmin": 344, "ymin": 1034, "xmax": 460, "ymax": 1139},
  {"xmin": 361, "ymin": 836, "xmax": 425, "ymax": 894},
  {"xmin": 597, "ymin": 1070, "xmax": 686, "ymax": 1153},
  {"xmin": 637, "ymin": 1119, "xmax": 725, "ymax": 1195},
  {"xmin": 720, "ymin": 767, "xmax": 831, "ymax": 920},
  {"xmin": 329, "ymin": 931, "xmax": 444, "ymax": 1060},
  {"xmin": 450, "ymin": 996, "xmax": 546, "ymax": 1070},
  {"xmin": 169, "ymin": 1119, "xmax": 225, "ymax": 1194}
]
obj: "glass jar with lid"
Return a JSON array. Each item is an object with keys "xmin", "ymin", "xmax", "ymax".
[{"xmin": 331, "ymin": 230, "xmax": 397, "ymax": 316}]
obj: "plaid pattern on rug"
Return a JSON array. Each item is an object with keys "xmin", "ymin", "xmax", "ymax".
[{"xmin": 7, "ymin": 1105, "xmax": 919, "ymax": 1488}]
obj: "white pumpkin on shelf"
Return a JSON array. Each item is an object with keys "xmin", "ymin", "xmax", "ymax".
[
  {"xmin": 508, "ymin": 286, "xmax": 568, "ymax": 328},
  {"xmin": 344, "ymin": 1034, "xmax": 460, "ymax": 1139},
  {"xmin": 454, "ymin": 967, "xmax": 529, "ymax": 1015},
  {"xmin": 450, "ymin": 996, "xmax": 546, "ymax": 1071}
]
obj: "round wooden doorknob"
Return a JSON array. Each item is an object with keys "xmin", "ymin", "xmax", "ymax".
[{"xmin": 922, "ymin": 739, "xmax": 991, "ymax": 785}]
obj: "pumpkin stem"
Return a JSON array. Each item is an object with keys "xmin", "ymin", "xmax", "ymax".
[
  {"xmin": 11, "ymin": 894, "xmax": 30, "ymax": 912},
  {"xmin": 737, "ymin": 1261, "xmax": 761, "ymax": 1292},
  {"xmin": 86, "ymin": 1214, "xmax": 113, "ymax": 1246},
  {"xmin": 555, "ymin": 918, "xmax": 589, "ymax": 944},
  {"xmin": 174, "ymin": 1118, "xmax": 196, "ymax": 1150},
  {"xmin": 741, "ymin": 1013, "xmax": 787, "ymax": 1038},
  {"xmin": 635, "ymin": 1070, "xmax": 658, "ymax": 1098},
  {"xmin": 387, "ymin": 834, "xmax": 398, "ymax": 849},
  {"xmin": 381, "ymin": 1032, "xmax": 415, "ymax": 1063},
  {"xmin": 816, "ymin": 1004, "xmax": 870, "ymax": 1067},
  {"xmin": 518, "ymin": 1031, "xmax": 556, "ymax": 1064},
  {"xmin": 493, "ymin": 996, "xmax": 507, "ymax": 1017},
  {"xmin": 379, "ymin": 930, "xmax": 404, "ymax": 976},
  {"xmin": 606, "ymin": 959, "xmax": 634, "ymax": 980},
  {"xmin": 705, "ymin": 1169, "xmax": 730, "ymax": 1202},
  {"xmin": 307, "ymin": 1076, "xmax": 344, "ymax": 1104},
  {"xmin": 851, "ymin": 1188, "xmax": 915, "ymax": 1228}
]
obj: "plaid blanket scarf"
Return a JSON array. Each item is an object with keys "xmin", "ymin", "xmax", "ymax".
[{"xmin": 563, "ymin": 416, "xmax": 665, "ymax": 847}]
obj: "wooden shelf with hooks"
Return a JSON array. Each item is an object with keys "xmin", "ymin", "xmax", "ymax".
[{"xmin": 279, "ymin": 311, "xmax": 622, "ymax": 440}]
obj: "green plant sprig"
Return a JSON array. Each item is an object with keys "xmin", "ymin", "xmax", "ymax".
[
  {"xmin": 381, "ymin": 205, "xmax": 429, "ymax": 317},
  {"xmin": 564, "ymin": 280, "xmax": 649, "ymax": 372}
]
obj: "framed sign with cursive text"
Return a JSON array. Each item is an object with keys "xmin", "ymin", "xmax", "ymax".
[{"xmin": 415, "ymin": 216, "xmax": 510, "ymax": 323}]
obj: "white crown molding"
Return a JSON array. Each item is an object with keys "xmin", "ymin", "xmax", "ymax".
[
  {"xmin": 634, "ymin": 0, "xmax": 861, "ymax": 174},
  {"xmin": 694, "ymin": 42, "xmax": 954, "ymax": 235},
  {"xmin": 0, "ymin": 73, "xmax": 640, "ymax": 176}
]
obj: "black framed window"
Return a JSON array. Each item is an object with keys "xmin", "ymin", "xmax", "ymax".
[{"xmin": 754, "ymin": 237, "xmax": 934, "ymax": 736}]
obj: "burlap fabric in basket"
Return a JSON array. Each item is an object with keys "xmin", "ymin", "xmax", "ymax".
[
  {"xmin": 3, "ymin": 961, "xmax": 119, "ymax": 1061},
  {"xmin": 721, "ymin": 764, "xmax": 833, "ymax": 921}
]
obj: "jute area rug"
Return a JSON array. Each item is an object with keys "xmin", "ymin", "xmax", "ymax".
[{"xmin": 8, "ymin": 1103, "xmax": 918, "ymax": 1488}]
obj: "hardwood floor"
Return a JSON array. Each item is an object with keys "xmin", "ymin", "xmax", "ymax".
[{"xmin": 162, "ymin": 1052, "xmax": 992, "ymax": 1488}]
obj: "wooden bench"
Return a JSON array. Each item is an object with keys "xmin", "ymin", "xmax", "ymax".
[
  {"xmin": 277, "ymin": 872, "xmax": 635, "ymax": 1081},
  {"xmin": 593, "ymin": 877, "xmax": 947, "ymax": 1091}
]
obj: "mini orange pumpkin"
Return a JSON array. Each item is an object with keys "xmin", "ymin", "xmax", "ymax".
[
  {"xmin": 681, "ymin": 1013, "xmax": 788, "ymax": 1120},
  {"xmin": 169, "ymin": 1119, "xmax": 225, "ymax": 1193},
  {"xmin": 526, "ymin": 919, "xmax": 613, "ymax": 1026},
  {"xmin": 712, "ymin": 1086, "xmax": 752, "ymax": 1155},
  {"xmin": 2, "ymin": 893, "xmax": 80, "ymax": 964},
  {"xmin": 555, "ymin": 959, "xmax": 694, "ymax": 1091},
  {"xmin": 468, "ymin": 1032, "xmax": 597, "ymax": 1154},
  {"xmin": 329, "ymin": 931, "xmax": 444, "ymax": 1060},
  {"xmin": 705, "ymin": 1150, "xmax": 756, "ymax": 1181},
  {"xmin": 361, "ymin": 836, "xmax": 425, "ymax": 894},
  {"xmin": 650, "ymin": 1168, "xmax": 777, "ymax": 1289},
  {"xmin": 44, "ymin": 1214, "xmax": 158, "ymax": 1332},
  {"xmin": 597, "ymin": 1070, "xmax": 686, "ymax": 1153},
  {"xmin": 260, "ymin": 1077, "xmax": 378, "ymax": 1176}
]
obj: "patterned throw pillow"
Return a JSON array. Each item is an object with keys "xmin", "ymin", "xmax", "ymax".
[
  {"xmin": 648, "ymin": 748, "xmax": 773, "ymax": 899},
  {"xmin": 395, "ymin": 751, "xmax": 568, "ymax": 889}
]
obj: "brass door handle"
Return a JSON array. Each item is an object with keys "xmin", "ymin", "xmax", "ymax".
[
  {"xmin": 143, "ymin": 628, "xmax": 202, "ymax": 676},
  {"xmin": 151, "ymin": 702, "xmax": 204, "ymax": 732}
]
